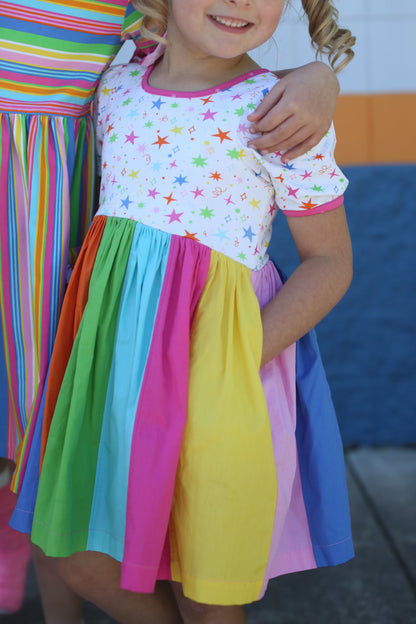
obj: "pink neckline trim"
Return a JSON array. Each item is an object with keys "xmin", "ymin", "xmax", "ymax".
[{"xmin": 142, "ymin": 66, "xmax": 267, "ymax": 98}]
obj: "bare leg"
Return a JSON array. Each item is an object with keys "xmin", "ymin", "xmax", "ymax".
[
  {"xmin": 58, "ymin": 551, "xmax": 183, "ymax": 624},
  {"xmin": 172, "ymin": 582, "xmax": 247, "ymax": 624},
  {"xmin": 32, "ymin": 545, "xmax": 83, "ymax": 624}
]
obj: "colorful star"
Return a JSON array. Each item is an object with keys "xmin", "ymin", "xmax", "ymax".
[
  {"xmin": 227, "ymin": 147, "xmax": 241, "ymax": 160},
  {"xmin": 120, "ymin": 196, "xmax": 132, "ymax": 210},
  {"xmin": 301, "ymin": 198, "xmax": 319, "ymax": 210},
  {"xmin": 200, "ymin": 96, "xmax": 213, "ymax": 105},
  {"xmin": 192, "ymin": 155, "xmax": 207, "ymax": 167},
  {"xmin": 201, "ymin": 108, "xmax": 218, "ymax": 121},
  {"xmin": 125, "ymin": 131, "xmax": 139, "ymax": 144},
  {"xmin": 213, "ymin": 228, "xmax": 229, "ymax": 241},
  {"xmin": 200, "ymin": 206, "xmax": 214, "ymax": 219},
  {"xmin": 243, "ymin": 226, "xmax": 255, "ymax": 242},
  {"xmin": 212, "ymin": 128, "xmax": 232, "ymax": 143},
  {"xmin": 184, "ymin": 230, "xmax": 200, "ymax": 241},
  {"xmin": 248, "ymin": 198, "xmax": 261, "ymax": 209},
  {"xmin": 152, "ymin": 134, "xmax": 169, "ymax": 149},
  {"xmin": 173, "ymin": 174, "xmax": 188, "ymax": 186},
  {"xmin": 268, "ymin": 202, "xmax": 276, "ymax": 216},
  {"xmin": 287, "ymin": 186, "xmax": 299, "ymax": 198},
  {"xmin": 191, "ymin": 187, "xmax": 204, "ymax": 198},
  {"xmin": 147, "ymin": 188, "xmax": 160, "ymax": 199},
  {"xmin": 166, "ymin": 209, "xmax": 183, "ymax": 223},
  {"xmin": 163, "ymin": 192, "xmax": 176, "ymax": 205},
  {"xmin": 151, "ymin": 97, "xmax": 166, "ymax": 110}
]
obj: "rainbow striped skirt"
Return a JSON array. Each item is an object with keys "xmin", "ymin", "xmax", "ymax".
[{"xmin": 12, "ymin": 215, "xmax": 354, "ymax": 605}]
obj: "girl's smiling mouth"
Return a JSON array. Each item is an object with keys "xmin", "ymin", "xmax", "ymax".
[{"xmin": 209, "ymin": 14, "xmax": 253, "ymax": 32}]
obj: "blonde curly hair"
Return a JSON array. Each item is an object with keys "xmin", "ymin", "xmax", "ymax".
[
  {"xmin": 133, "ymin": 0, "xmax": 168, "ymax": 45},
  {"xmin": 133, "ymin": 0, "xmax": 355, "ymax": 72},
  {"xmin": 301, "ymin": 0, "xmax": 355, "ymax": 72}
]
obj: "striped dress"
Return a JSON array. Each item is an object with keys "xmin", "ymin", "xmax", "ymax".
[{"xmin": 0, "ymin": 0, "xmax": 142, "ymax": 468}]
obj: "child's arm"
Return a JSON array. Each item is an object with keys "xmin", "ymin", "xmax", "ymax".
[
  {"xmin": 260, "ymin": 205, "xmax": 352, "ymax": 367},
  {"xmin": 247, "ymin": 62, "xmax": 339, "ymax": 159}
]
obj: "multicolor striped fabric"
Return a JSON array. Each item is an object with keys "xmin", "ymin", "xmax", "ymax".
[
  {"xmin": 0, "ymin": 0, "xmax": 142, "ymax": 115},
  {"xmin": 11, "ymin": 215, "xmax": 353, "ymax": 605},
  {"xmin": 0, "ymin": 0, "xmax": 142, "ymax": 464}
]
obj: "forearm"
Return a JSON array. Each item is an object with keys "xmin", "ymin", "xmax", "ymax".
[{"xmin": 260, "ymin": 254, "xmax": 352, "ymax": 367}]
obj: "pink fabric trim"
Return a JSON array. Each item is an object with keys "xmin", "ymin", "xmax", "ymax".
[
  {"xmin": 138, "ymin": 43, "xmax": 165, "ymax": 68},
  {"xmin": 282, "ymin": 195, "xmax": 344, "ymax": 217},
  {"xmin": 121, "ymin": 237, "xmax": 211, "ymax": 593},
  {"xmin": 142, "ymin": 66, "xmax": 267, "ymax": 98}
]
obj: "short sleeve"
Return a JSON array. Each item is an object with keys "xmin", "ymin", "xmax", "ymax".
[
  {"xmin": 121, "ymin": 0, "xmax": 143, "ymax": 41},
  {"xmin": 262, "ymin": 124, "xmax": 348, "ymax": 216}
]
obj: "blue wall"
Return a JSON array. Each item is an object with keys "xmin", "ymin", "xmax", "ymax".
[{"xmin": 269, "ymin": 165, "xmax": 416, "ymax": 446}]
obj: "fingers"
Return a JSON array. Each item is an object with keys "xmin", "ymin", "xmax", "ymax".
[
  {"xmin": 249, "ymin": 124, "xmax": 325, "ymax": 160},
  {"xmin": 247, "ymin": 62, "xmax": 337, "ymax": 157},
  {"xmin": 247, "ymin": 82, "xmax": 285, "ymax": 122},
  {"xmin": 282, "ymin": 133, "xmax": 323, "ymax": 161},
  {"xmin": 248, "ymin": 115, "xmax": 307, "ymax": 152}
]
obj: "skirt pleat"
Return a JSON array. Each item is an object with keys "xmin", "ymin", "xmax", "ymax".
[
  {"xmin": 32, "ymin": 217, "xmax": 136, "ymax": 554},
  {"xmin": 167, "ymin": 252, "xmax": 278, "ymax": 604}
]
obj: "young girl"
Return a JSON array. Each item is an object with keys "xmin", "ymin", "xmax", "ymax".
[
  {"xmin": 11, "ymin": 0, "xmax": 354, "ymax": 622},
  {"xmin": 0, "ymin": 0, "xmax": 340, "ymax": 618}
]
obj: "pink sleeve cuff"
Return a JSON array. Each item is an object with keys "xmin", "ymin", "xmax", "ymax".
[{"xmin": 282, "ymin": 195, "xmax": 344, "ymax": 217}]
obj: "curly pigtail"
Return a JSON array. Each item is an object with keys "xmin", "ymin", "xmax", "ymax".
[
  {"xmin": 133, "ymin": 0, "xmax": 169, "ymax": 45},
  {"xmin": 300, "ymin": 0, "xmax": 355, "ymax": 72}
]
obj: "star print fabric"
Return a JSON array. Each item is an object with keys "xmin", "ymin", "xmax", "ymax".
[
  {"xmin": 24, "ymin": 60, "xmax": 354, "ymax": 606},
  {"xmin": 94, "ymin": 62, "xmax": 348, "ymax": 271}
]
